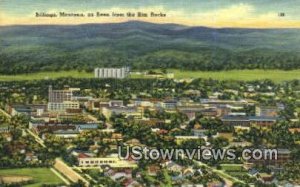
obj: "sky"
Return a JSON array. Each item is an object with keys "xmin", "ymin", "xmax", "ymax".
[{"xmin": 0, "ymin": 0, "xmax": 300, "ymax": 28}]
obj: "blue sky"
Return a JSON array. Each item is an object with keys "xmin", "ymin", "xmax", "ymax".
[{"xmin": 0, "ymin": 0, "xmax": 299, "ymax": 27}]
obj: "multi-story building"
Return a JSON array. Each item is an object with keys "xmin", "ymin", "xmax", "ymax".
[
  {"xmin": 94, "ymin": 67, "xmax": 130, "ymax": 79},
  {"xmin": 48, "ymin": 86, "xmax": 80, "ymax": 112},
  {"xmin": 48, "ymin": 85, "xmax": 73, "ymax": 103}
]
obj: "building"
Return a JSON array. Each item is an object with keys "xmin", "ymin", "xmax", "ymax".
[
  {"xmin": 9, "ymin": 104, "xmax": 47, "ymax": 116},
  {"xmin": 248, "ymin": 149, "xmax": 291, "ymax": 168},
  {"xmin": 221, "ymin": 115, "xmax": 277, "ymax": 127},
  {"xmin": 102, "ymin": 106, "xmax": 142, "ymax": 119},
  {"xmin": 48, "ymin": 86, "xmax": 80, "ymax": 112},
  {"xmin": 249, "ymin": 116, "xmax": 277, "ymax": 127},
  {"xmin": 78, "ymin": 154, "xmax": 137, "ymax": 168},
  {"xmin": 48, "ymin": 101, "xmax": 80, "ymax": 112},
  {"xmin": 160, "ymin": 100, "xmax": 178, "ymax": 109},
  {"xmin": 221, "ymin": 115, "xmax": 250, "ymax": 127},
  {"xmin": 94, "ymin": 67, "xmax": 130, "ymax": 79},
  {"xmin": 29, "ymin": 122, "xmax": 99, "ymax": 137},
  {"xmin": 255, "ymin": 105, "xmax": 281, "ymax": 117},
  {"xmin": 48, "ymin": 86, "xmax": 74, "ymax": 103}
]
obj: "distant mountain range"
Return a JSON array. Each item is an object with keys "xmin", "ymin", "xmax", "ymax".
[{"xmin": 0, "ymin": 21, "xmax": 299, "ymax": 74}]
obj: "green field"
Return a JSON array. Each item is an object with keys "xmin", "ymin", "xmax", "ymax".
[
  {"xmin": 0, "ymin": 168, "xmax": 64, "ymax": 187},
  {"xmin": 0, "ymin": 69, "xmax": 299, "ymax": 82},
  {"xmin": 220, "ymin": 164, "xmax": 245, "ymax": 172},
  {"xmin": 0, "ymin": 71, "xmax": 93, "ymax": 81},
  {"xmin": 171, "ymin": 69, "xmax": 300, "ymax": 82}
]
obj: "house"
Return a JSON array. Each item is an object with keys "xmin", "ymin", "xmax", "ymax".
[
  {"xmin": 167, "ymin": 162, "xmax": 182, "ymax": 172},
  {"xmin": 24, "ymin": 152, "xmax": 39, "ymax": 162},
  {"xmin": 125, "ymin": 139, "xmax": 144, "ymax": 147},
  {"xmin": 110, "ymin": 171, "xmax": 131, "ymax": 181},
  {"xmin": 258, "ymin": 173, "xmax": 275, "ymax": 184},
  {"xmin": 147, "ymin": 165, "xmax": 160, "ymax": 176},
  {"xmin": 289, "ymin": 128, "xmax": 300, "ymax": 134},
  {"xmin": 162, "ymin": 161, "xmax": 183, "ymax": 173},
  {"xmin": 248, "ymin": 168, "xmax": 259, "ymax": 177},
  {"xmin": 122, "ymin": 178, "xmax": 141, "ymax": 187},
  {"xmin": 103, "ymin": 133, "xmax": 123, "ymax": 142},
  {"xmin": 182, "ymin": 168, "xmax": 195, "ymax": 178},
  {"xmin": 2, "ymin": 133, "xmax": 12, "ymax": 141}
]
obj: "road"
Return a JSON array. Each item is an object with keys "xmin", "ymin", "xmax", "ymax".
[
  {"xmin": 54, "ymin": 158, "xmax": 90, "ymax": 186},
  {"xmin": 50, "ymin": 167, "xmax": 71, "ymax": 185},
  {"xmin": 0, "ymin": 108, "xmax": 75, "ymax": 186},
  {"xmin": 0, "ymin": 108, "xmax": 11, "ymax": 119},
  {"xmin": 26, "ymin": 129, "xmax": 46, "ymax": 148}
]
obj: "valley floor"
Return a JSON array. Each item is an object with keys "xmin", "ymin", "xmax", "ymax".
[{"xmin": 0, "ymin": 69, "xmax": 299, "ymax": 82}]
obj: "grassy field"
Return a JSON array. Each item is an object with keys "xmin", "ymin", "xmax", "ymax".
[
  {"xmin": 0, "ymin": 168, "xmax": 64, "ymax": 187},
  {"xmin": 0, "ymin": 69, "xmax": 299, "ymax": 82},
  {"xmin": 171, "ymin": 69, "xmax": 300, "ymax": 82},
  {"xmin": 220, "ymin": 164, "xmax": 245, "ymax": 172},
  {"xmin": 0, "ymin": 70, "xmax": 93, "ymax": 81}
]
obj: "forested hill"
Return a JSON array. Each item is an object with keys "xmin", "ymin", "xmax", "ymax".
[{"xmin": 0, "ymin": 21, "xmax": 300, "ymax": 74}]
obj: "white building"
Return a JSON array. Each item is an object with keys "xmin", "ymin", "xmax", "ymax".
[
  {"xmin": 47, "ymin": 86, "xmax": 80, "ymax": 112},
  {"xmin": 78, "ymin": 154, "xmax": 137, "ymax": 168},
  {"xmin": 48, "ymin": 101, "xmax": 80, "ymax": 112},
  {"xmin": 94, "ymin": 67, "xmax": 130, "ymax": 79}
]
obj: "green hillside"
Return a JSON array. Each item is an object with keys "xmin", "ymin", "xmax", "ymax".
[{"xmin": 0, "ymin": 21, "xmax": 300, "ymax": 74}]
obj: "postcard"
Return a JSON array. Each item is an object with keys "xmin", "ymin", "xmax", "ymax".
[{"xmin": 0, "ymin": 1, "xmax": 299, "ymax": 186}]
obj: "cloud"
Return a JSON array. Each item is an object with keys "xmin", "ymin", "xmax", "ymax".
[
  {"xmin": 0, "ymin": 3, "xmax": 299, "ymax": 28},
  {"xmin": 180, "ymin": 3, "xmax": 300, "ymax": 28},
  {"xmin": 201, "ymin": 3, "xmax": 254, "ymax": 20}
]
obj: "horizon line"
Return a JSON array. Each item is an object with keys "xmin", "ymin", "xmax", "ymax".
[{"xmin": 1, "ymin": 20, "xmax": 300, "ymax": 29}]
